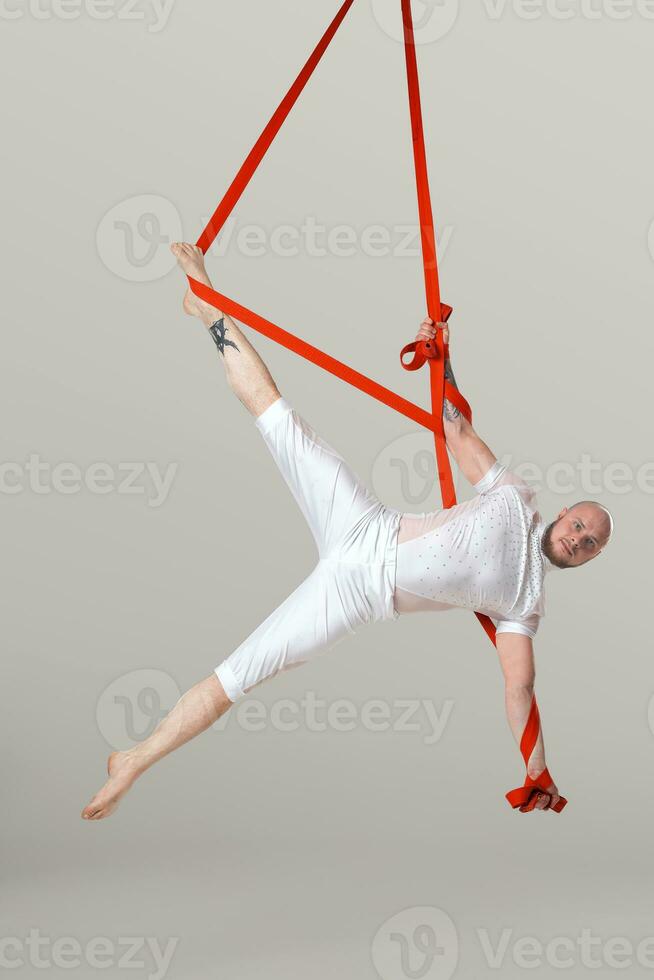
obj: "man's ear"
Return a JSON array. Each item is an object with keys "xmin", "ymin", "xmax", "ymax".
[{"xmin": 557, "ymin": 506, "xmax": 568, "ymax": 520}]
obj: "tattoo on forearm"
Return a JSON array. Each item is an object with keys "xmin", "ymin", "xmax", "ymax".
[
  {"xmin": 209, "ymin": 318, "xmax": 239, "ymax": 357},
  {"xmin": 443, "ymin": 358, "xmax": 461, "ymax": 422}
]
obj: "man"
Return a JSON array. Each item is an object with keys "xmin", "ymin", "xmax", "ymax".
[{"xmin": 82, "ymin": 243, "xmax": 613, "ymax": 821}]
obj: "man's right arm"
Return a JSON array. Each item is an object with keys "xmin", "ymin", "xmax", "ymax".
[
  {"xmin": 496, "ymin": 631, "xmax": 562, "ymax": 811},
  {"xmin": 416, "ymin": 318, "xmax": 497, "ymax": 486}
]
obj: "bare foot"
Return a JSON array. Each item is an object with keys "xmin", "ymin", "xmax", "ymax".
[
  {"xmin": 81, "ymin": 751, "xmax": 143, "ymax": 821},
  {"xmin": 170, "ymin": 242, "xmax": 217, "ymax": 320}
]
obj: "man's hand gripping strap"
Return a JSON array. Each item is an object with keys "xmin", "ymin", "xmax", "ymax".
[{"xmin": 505, "ymin": 697, "xmax": 568, "ymax": 812}]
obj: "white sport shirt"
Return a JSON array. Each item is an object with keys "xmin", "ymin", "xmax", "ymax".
[{"xmin": 394, "ymin": 460, "xmax": 559, "ymax": 638}]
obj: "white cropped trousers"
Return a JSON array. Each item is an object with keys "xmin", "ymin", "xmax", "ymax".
[{"xmin": 215, "ymin": 398, "xmax": 401, "ymax": 702}]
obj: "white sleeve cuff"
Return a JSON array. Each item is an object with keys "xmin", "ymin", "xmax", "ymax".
[
  {"xmin": 214, "ymin": 662, "xmax": 244, "ymax": 703},
  {"xmin": 473, "ymin": 460, "xmax": 507, "ymax": 495},
  {"xmin": 255, "ymin": 396, "xmax": 292, "ymax": 436},
  {"xmin": 495, "ymin": 620, "xmax": 538, "ymax": 640}
]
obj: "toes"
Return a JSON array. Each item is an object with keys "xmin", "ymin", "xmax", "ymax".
[
  {"xmin": 83, "ymin": 793, "xmax": 104, "ymax": 818},
  {"xmin": 171, "ymin": 242, "xmax": 203, "ymax": 263},
  {"xmin": 85, "ymin": 805, "xmax": 107, "ymax": 820}
]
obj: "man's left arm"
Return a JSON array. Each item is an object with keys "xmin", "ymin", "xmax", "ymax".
[{"xmin": 496, "ymin": 631, "xmax": 563, "ymax": 811}]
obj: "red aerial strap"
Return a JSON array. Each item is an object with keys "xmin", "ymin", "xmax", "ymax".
[
  {"xmin": 398, "ymin": 0, "xmax": 565, "ymax": 812},
  {"xmin": 196, "ymin": 0, "xmax": 356, "ymax": 255},
  {"xmin": 188, "ymin": 0, "xmax": 565, "ymax": 812},
  {"xmin": 505, "ymin": 699, "xmax": 567, "ymax": 812}
]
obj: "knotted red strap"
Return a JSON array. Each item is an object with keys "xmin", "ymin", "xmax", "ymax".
[
  {"xmin": 186, "ymin": 0, "xmax": 565, "ymax": 811},
  {"xmin": 505, "ymin": 698, "xmax": 568, "ymax": 812}
]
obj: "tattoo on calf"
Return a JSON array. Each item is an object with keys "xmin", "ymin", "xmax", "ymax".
[
  {"xmin": 209, "ymin": 318, "xmax": 239, "ymax": 356},
  {"xmin": 443, "ymin": 358, "xmax": 461, "ymax": 422}
]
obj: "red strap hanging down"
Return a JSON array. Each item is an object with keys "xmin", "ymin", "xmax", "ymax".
[
  {"xmin": 187, "ymin": 0, "xmax": 565, "ymax": 812},
  {"xmin": 400, "ymin": 0, "xmax": 564, "ymax": 812}
]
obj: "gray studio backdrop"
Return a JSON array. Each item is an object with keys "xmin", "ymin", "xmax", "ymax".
[{"xmin": 3, "ymin": 1, "xmax": 653, "ymax": 978}]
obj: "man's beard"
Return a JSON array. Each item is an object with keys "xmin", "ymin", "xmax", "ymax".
[{"xmin": 541, "ymin": 520, "xmax": 571, "ymax": 569}]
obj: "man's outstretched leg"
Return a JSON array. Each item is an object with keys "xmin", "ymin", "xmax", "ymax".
[
  {"xmin": 173, "ymin": 242, "xmax": 281, "ymax": 418},
  {"xmin": 82, "ymin": 553, "xmax": 365, "ymax": 821},
  {"xmin": 82, "ymin": 675, "xmax": 231, "ymax": 821},
  {"xmin": 83, "ymin": 243, "xmax": 278, "ymax": 821},
  {"xmin": 82, "ymin": 244, "xmax": 398, "ymax": 820}
]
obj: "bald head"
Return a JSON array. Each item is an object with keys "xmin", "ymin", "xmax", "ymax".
[
  {"xmin": 569, "ymin": 501, "xmax": 613, "ymax": 547},
  {"xmin": 541, "ymin": 500, "xmax": 614, "ymax": 569}
]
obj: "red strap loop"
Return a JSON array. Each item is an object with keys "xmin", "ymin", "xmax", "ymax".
[{"xmin": 400, "ymin": 340, "xmax": 434, "ymax": 371}]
